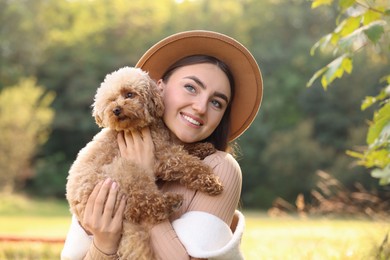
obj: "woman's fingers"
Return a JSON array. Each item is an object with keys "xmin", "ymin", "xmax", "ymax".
[
  {"xmin": 94, "ymin": 178, "xmax": 112, "ymax": 215},
  {"xmin": 84, "ymin": 180, "xmax": 103, "ymax": 218},
  {"xmin": 140, "ymin": 127, "xmax": 154, "ymax": 149},
  {"xmin": 103, "ymin": 181, "xmax": 119, "ymax": 220}
]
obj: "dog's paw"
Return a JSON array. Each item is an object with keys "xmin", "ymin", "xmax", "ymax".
[
  {"xmin": 163, "ymin": 193, "xmax": 183, "ymax": 211},
  {"xmin": 184, "ymin": 142, "xmax": 216, "ymax": 160},
  {"xmin": 188, "ymin": 176, "xmax": 224, "ymax": 196}
]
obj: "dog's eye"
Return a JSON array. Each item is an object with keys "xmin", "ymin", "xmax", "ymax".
[{"xmin": 125, "ymin": 92, "xmax": 134, "ymax": 99}]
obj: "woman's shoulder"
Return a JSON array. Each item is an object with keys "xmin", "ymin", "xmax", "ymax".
[
  {"xmin": 204, "ymin": 150, "xmax": 239, "ymax": 167},
  {"xmin": 203, "ymin": 151, "xmax": 242, "ymax": 182}
]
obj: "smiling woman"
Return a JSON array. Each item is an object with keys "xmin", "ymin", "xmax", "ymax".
[{"xmin": 61, "ymin": 30, "xmax": 263, "ymax": 260}]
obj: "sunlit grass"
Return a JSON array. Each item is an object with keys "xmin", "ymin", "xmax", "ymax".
[
  {"xmin": 242, "ymin": 211, "xmax": 389, "ymax": 260},
  {"xmin": 0, "ymin": 193, "xmax": 70, "ymax": 217},
  {"xmin": 0, "ymin": 193, "xmax": 71, "ymax": 259},
  {"xmin": 0, "ymin": 194, "xmax": 389, "ymax": 259}
]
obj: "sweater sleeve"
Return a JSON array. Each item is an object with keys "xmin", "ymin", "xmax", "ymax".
[
  {"xmin": 188, "ymin": 152, "xmax": 242, "ymax": 224},
  {"xmin": 151, "ymin": 151, "xmax": 243, "ymax": 259}
]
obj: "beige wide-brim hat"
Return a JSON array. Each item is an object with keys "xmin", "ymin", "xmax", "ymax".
[{"xmin": 136, "ymin": 30, "xmax": 263, "ymax": 141}]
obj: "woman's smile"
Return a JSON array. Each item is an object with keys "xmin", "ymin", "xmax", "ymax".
[{"xmin": 181, "ymin": 112, "xmax": 203, "ymax": 127}]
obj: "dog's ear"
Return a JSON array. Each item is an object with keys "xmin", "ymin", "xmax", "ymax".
[
  {"xmin": 148, "ymin": 80, "xmax": 165, "ymax": 118},
  {"xmin": 92, "ymin": 105, "xmax": 105, "ymax": 127},
  {"xmin": 94, "ymin": 114, "xmax": 104, "ymax": 127}
]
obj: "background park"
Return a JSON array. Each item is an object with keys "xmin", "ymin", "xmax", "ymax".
[{"xmin": 0, "ymin": 0, "xmax": 389, "ymax": 259}]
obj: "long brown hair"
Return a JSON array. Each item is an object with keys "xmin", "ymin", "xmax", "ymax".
[{"xmin": 161, "ymin": 55, "xmax": 235, "ymax": 152}]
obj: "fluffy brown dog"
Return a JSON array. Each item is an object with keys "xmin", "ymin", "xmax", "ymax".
[{"xmin": 66, "ymin": 67, "xmax": 223, "ymax": 259}]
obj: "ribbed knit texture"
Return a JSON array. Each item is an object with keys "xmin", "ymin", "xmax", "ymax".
[{"xmin": 150, "ymin": 151, "xmax": 242, "ymax": 260}]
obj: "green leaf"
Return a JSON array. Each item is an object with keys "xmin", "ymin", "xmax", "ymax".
[
  {"xmin": 338, "ymin": 0, "xmax": 355, "ymax": 10},
  {"xmin": 371, "ymin": 165, "xmax": 390, "ymax": 185},
  {"xmin": 361, "ymin": 90, "xmax": 389, "ymax": 110},
  {"xmin": 339, "ymin": 16, "xmax": 361, "ymax": 37},
  {"xmin": 337, "ymin": 20, "xmax": 386, "ymax": 51},
  {"xmin": 320, "ymin": 55, "xmax": 352, "ymax": 88},
  {"xmin": 367, "ymin": 103, "xmax": 390, "ymax": 144},
  {"xmin": 346, "ymin": 150, "xmax": 364, "ymax": 159},
  {"xmin": 364, "ymin": 24, "xmax": 385, "ymax": 44},
  {"xmin": 311, "ymin": 0, "xmax": 334, "ymax": 9},
  {"xmin": 363, "ymin": 9, "xmax": 383, "ymax": 25},
  {"xmin": 341, "ymin": 56, "xmax": 352, "ymax": 73},
  {"xmin": 307, "ymin": 66, "xmax": 328, "ymax": 87},
  {"xmin": 310, "ymin": 34, "xmax": 332, "ymax": 55}
]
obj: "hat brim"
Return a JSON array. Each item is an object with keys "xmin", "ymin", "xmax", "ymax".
[{"xmin": 136, "ymin": 30, "xmax": 263, "ymax": 142}]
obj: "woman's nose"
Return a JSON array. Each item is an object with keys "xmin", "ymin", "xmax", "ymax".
[{"xmin": 192, "ymin": 98, "xmax": 208, "ymax": 114}]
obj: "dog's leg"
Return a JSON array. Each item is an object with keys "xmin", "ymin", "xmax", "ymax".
[
  {"xmin": 124, "ymin": 186, "xmax": 183, "ymax": 224},
  {"xmin": 118, "ymin": 222, "xmax": 156, "ymax": 260},
  {"xmin": 154, "ymin": 145, "xmax": 223, "ymax": 196}
]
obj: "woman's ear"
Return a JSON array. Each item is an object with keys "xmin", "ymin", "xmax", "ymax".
[{"xmin": 157, "ymin": 79, "xmax": 164, "ymax": 92}]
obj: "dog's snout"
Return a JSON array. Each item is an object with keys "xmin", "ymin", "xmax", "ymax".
[{"xmin": 113, "ymin": 107, "xmax": 121, "ymax": 116}]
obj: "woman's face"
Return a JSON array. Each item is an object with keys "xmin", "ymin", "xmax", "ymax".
[{"xmin": 158, "ymin": 63, "xmax": 231, "ymax": 144}]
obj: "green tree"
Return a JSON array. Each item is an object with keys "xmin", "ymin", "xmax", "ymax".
[
  {"xmin": 308, "ymin": 0, "xmax": 390, "ymax": 185},
  {"xmin": 0, "ymin": 0, "xmax": 48, "ymax": 87},
  {"xmin": 0, "ymin": 78, "xmax": 55, "ymax": 192}
]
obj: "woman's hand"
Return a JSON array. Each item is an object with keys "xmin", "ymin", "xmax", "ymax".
[
  {"xmin": 117, "ymin": 127, "xmax": 155, "ymax": 173},
  {"xmin": 82, "ymin": 178, "xmax": 126, "ymax": 255}
]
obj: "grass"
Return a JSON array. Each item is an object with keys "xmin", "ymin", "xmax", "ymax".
[
  {"xmin": 0, "ymin": 194, "xmax": 389, "ymax": 259},
  {"xmin": 242, "ymin": 212, "xmax": 389, "ymax": 260},
  {"xmin": 0, "ymin": 193, "xmax": 71, "ymax": 259}
]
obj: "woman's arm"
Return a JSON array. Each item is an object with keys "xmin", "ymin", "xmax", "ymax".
[{"xmin": 151, "ymin": 152, "xmax": 244, "ymax": 260}]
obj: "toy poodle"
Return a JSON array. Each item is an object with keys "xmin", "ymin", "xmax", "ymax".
[{"xmin": 66, "ymin": 67, "xmax": 223, "ymax": 259}]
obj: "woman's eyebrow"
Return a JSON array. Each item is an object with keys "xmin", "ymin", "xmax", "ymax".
[
  {"xmin": 214, "ymin": 92, "xmax": 229, "ymax": 103},
  {"xmin": 184, "ymin": 76, "xmax": 205, "ymax": 89},
  {"xmin": 184, "ymin": 76, "xmax": 230, "ymax": 103}
]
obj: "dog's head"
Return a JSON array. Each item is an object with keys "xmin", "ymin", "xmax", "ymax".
[{"xmin": 92, "ymin": 67, "xmax": 164, "ymax": 131}]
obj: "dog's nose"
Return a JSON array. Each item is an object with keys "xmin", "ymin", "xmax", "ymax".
[{"xmin": 113, "ymin": 107, "xmax": 121, "ymax": 116}]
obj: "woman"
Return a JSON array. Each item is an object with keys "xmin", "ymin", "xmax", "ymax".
[{"xmin": 61, "ymin": 30, "xmax": 263, "ymax": 260}]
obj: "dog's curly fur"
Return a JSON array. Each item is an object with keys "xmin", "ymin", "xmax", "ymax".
[{"xmin": 66, "ymin": 67, "xmax": 223, "ymax": 259}]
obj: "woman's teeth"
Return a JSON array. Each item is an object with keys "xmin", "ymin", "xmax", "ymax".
[{"xmin": 183, "ymin": 114, "xmax": 201, "ymax": 126}]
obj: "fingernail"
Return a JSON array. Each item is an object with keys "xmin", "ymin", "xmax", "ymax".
[
  {"xmin": 104, "ymin": 178, "xmax": 111, "ymax": 184},
  {"xmin": 111, "ymin": 182, "xmax": 117, "ymax": 189}
]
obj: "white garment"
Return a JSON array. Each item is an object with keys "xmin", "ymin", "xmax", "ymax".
[
  {"xmin": 61, "ymin": 211, "xmax": 245, "ymax": 260},
  {"xmin": 172, "ymin": 210, "xmax": 245, "ymax": 260},
  {"xmin": 61, "ymin": 215, "xmax": 92, "ymax": 260}
]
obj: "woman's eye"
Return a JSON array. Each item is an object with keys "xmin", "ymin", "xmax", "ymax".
[
  {"xmin": 126, "ymin": 92, "xmax": 134, "ymax": 98},
  {"xmin": 184, "ymin": 84, "xmax": 196, "ymax": 93},
  {"xmin": 211, "ymin": 100, "xmax": 222, "ymax": 109}
]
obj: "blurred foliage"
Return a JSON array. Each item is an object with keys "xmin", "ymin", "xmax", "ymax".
[
  {"xmin": 0, "ymin": 0, "xmax": 386, "ymax": 208},
  {"xmin": 0, "ymin": 78, "xmax": 54, "ymax": 192},
  {"xmin": 308, "ymin": 0, "xmax": 390, "ymax": 185}
]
